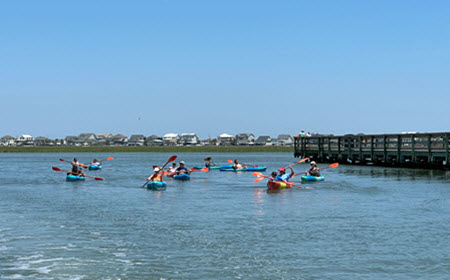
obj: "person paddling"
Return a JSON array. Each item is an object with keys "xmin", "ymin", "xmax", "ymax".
[
  {"xmin": 175, "ymin": 161, "xmax": 191, "ymax": 175},
  {"xmin": 276, "ymin": 166, "xmax": 294, "ymax": 183},
  {"xmin": 90, "ymin": 158, "xmax": 101, "ymax": 167},
  {"xmin": 147, "ymin": 167, "xmax": 162, "ymax": 182},
  {"xmin": 69, "ymin": 158, "xmax": 85, "ymax": 177},
  {"xmin": 204, "ymin": 157, "xmax": 216, "ymax": 168},
  {"xmin": 167, "ymin": 162, "xmax": 177, "ymax": 175},
  {"xmin": 232, "ymin": 159, "xmax": 247, "ymax": 170},
  {"xmin": 306, "ymin": 161, "xmax": 321, "ymax": 177}
]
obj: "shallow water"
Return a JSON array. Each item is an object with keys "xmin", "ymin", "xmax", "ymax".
[{"xmin": 1, "ymin": 152, "xmax": 449, "ymax": 279}]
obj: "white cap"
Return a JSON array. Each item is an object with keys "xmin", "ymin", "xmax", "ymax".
[
  {"xmin": 154, "ymin": 167, "xmax": 160, "ymax": 172},
  {"xmin": 180, "ymin": 161, "xmax": 185, "ymax": 164},
  {"xmin": 310, "ymin": 161, "xmax": 316, "ymax": 165}
]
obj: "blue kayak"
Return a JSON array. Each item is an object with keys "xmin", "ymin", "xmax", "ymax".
[
  {"xmin": 193, "ymin": 164, "xmax": 232, "ymax": 170},
  {"xmin": 173, "ymin": 174, "xmax": 191, "ymax": 181},
  {"xmin": 220, "ymin": 166, "xmax": 267, "ymax": 172},
  {"xmin": 301, "ymin": 175, "xmax": 325, "ymax": 182},
  {"xmin": 88, "ymin": 165, "xmax": 102, "ymax": 170},
  {"xmin": 66, "ymin": 174, "xmax": 86, "ymax": 181},
  {"xmin": 147, "ymin": 181, "xmax": 167, "ymax": 190}
]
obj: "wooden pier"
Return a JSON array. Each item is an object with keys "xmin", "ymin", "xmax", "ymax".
[{"xmin": 294, "ymin": 132, "xmax": 450, "ymax": 169}]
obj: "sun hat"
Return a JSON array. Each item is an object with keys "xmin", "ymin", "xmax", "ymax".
[{"xmin": 180, "ymin": 161, "xmax": 185, "ymax": 164}]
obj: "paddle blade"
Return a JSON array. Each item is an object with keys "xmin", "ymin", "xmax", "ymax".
[
  {"xmin": 200, "ymin": 168, "xmax": 209, "ymax": 172},
  {"xmin": 329, "ymin": 163, "xmax": 339, "ymax": 168},
  {"xmin": 252, "ymin": 172, "xmax": 264, "ymax": 177},
  {"xmin": 106, "ymin": 157, "xmax": 114, "ymax": 161},
  {"xmin": 299, "ymin": 157, "xmax": 310, "ymax": 163},
  {"xmin": 52, "ymin": 166, "xmax": 62, "ymax": 172},
  {"xmin": 168, "ymin": 155, "xmax": 177, "ymax": 162},
  {"xmin": 254, "ymin": 177, "xmax": 265, "ymax": 183},
  {"xmin": 59, "ymin": 158, "xmax": 65, "ymax": 162},
  {"xmin": 227, "ymin": 159, "xmax": 233, "ymax": 163},
  {"xmin": 93, "ymin": 177, "xmax": 104, "ymax": 181}
]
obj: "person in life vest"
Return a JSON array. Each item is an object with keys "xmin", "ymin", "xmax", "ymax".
[
  {"xmin": 175, "ymin": 161, "xmax": 191, "ymax": 175},
  {"xmin": 275, "ymin": 166, "xmax": 294, "ymax": 183},
  {"xmin": 306, "ymin": 161, "xmax": 321, "ymax": 177},
  {"xmin": 148, "ymin": 167, "xmax": 162, "ymax": 182}
]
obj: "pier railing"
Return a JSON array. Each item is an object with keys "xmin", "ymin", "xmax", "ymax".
[{"xmin": 294, "ymin": 132, "xmax": 450, "ymax": 169}]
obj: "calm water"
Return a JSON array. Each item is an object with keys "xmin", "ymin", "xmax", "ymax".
[{"xmin": 0, "ymin": 152, "xmax": 449, "ymax": 280}]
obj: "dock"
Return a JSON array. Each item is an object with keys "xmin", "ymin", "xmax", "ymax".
[{"xmin": 294, "ymin": 132, "xmax": 450, "ymax": 169}]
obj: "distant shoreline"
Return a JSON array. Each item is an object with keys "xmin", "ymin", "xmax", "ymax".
[{"xmin": 0, "ymin": 146, "xmax": 292, "ymax": 153}]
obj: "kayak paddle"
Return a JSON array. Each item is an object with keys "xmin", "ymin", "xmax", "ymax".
[
  {"xmin": 59, "ymin": 158, "xmax": 88, "ymax": 169},
  {"xmin": 293, "ymin": 162, "xmax": 339, "ymax": 177}
]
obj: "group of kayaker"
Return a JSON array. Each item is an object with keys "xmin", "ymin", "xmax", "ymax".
[
  {"xmin": 148, "ymin": 161, "xmax": 191, "ymax": 182},
  {"xmin": 67, "ymin": 157, "xmax": 104, "ymax": 177},
  {"xmin": 269, "ymin": 161, "xmax": 320, "ymax": 184}
]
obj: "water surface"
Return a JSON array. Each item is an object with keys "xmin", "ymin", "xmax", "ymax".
[{"xmin": 1, "ymin": 153, "xmax": 449, "ymax": 279}]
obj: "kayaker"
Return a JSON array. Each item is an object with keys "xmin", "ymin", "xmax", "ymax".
[
  {"xmin": 204, "ymin": 157, "xmax": 216, "ymax": 168},
  {"xmin": 71, "ymin": 158, "xmax": 82, "ymax": 172},
  {"xmin": 147, "ymin": 167, "xmax": 162, "ymax": 182},
  {"xmin": 167, "ymin": 162, "xmax": 177, "ymax": 174},
  {"xmin": 69, "ymin": 158, "xmax": 85, "ymax": 177},
  {"xmin": 275, "ymin": 166, "xmax": 294, "ymax": 182},
  {"xmin": 269, "ymin": 171, "xmax": 277, "ymax": 181},
  {"xmin": 90, "ymin": 158, "xmax": 101, "ymax": 166},
  {"xmin": 232, "ymin": 159, "xmax": 247, "ymax": 170},
  {"xmin": 306, "ymin": 161, "xmax": 321, "ymax": 177},
  {"xmin": 175, "ymin": 161, "xmax": 191, "ymax": 175}
]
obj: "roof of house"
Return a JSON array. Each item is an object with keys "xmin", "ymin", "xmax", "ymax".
[
  {"xmin": 129, "ymin": 134, "xmax": 145, "ymax": 140},
  {"xmin": 236, "ymin": 133, "xmax": 254, "ymax": 137},
  {"xmin": 278, "ymin": 134, "xmax": 293, "ymax": 140},
  {"xmin": 1, "ymin": 135, "xmax": 14, "ymax": 139},
  {"xmin": 256, "ymin": 136, "xmax": 271, "ymax": 142},
  {"xmin": 163, "ymin": 133, "xmax": 178, "ymax": 138},
  {"xmin": 218, "ymin": 133, "xmax": 233, "ymax": 138}
]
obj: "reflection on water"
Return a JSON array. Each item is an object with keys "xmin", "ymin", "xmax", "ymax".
[{"xmin": 339, "ymin": 165, "xmax": 450, "ymax": 181}]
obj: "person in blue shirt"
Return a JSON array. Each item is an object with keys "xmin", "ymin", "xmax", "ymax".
[
  {"xmin": 275, "ymin": 166, "xmax": 294, "ymax": 182},
  {"xmin": 175, "ymin": 161, "xmax": 191, "ymax": 175}
]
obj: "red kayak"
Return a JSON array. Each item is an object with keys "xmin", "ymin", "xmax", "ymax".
[{"xmin": 267, "ymin": 180, "xmax": 292, "ymax": 191}]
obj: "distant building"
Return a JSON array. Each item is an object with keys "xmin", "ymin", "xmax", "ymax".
[
  {"xmin": 146, "ymin": 135, "xmax": 163, "ymax": 146},
  {"xmin": 128, "ymin": 134, "xmax": 145, "ymax": 146},
  {"xmin": 179, "ymin": 133, "xmax": 200, "ymax": 146},
  {"xmin": 111, "ymin": 134, "xmax": 128, "ymax": 146},
  {"xmin": 235, "ymin": 133, "xmax": 255, "ymax": 145},
  {"xmin": 1, "ymin": 135, "xmax": 15, "ymax": 146},
  {"xmin": 277, "ymin": 134, "xmax": 294, "ymax": 146},
  {"xmin": 65, "ymin": 136, "xmax": 78, "ymax": 146},
  {"xmin": 163, "ymin": 133, "xmax": 179, "ymax": 146},
  {"xmin": 78, "ymin": 133, "xmax": 98, "ymax": 146},
  {"xmin": 255, "ymin": 136, "xmax": 272, "ymax": 146},
  {"xmin": 16, "ymin": 134, "xmax": 33, "ymax": 146},
  {"xmin": 217, "ymin": 133, "xmax": 234, "ymax": 145},
  {"xmin": 96, "ymin": 133, "xmax": 112, "ymax": 146},
  {"xmin": 34, "ymin": 136, "xmax": 52, "ymax": 146}
]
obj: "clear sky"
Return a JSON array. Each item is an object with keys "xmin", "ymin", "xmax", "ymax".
[{"xmin": 1, "ymin": 0, "xmax": 449, "ymax": 139}]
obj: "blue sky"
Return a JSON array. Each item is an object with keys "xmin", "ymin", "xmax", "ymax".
[{"xmin": 1, "ymin": 0, "xmax": 449, "ymax": 139}]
